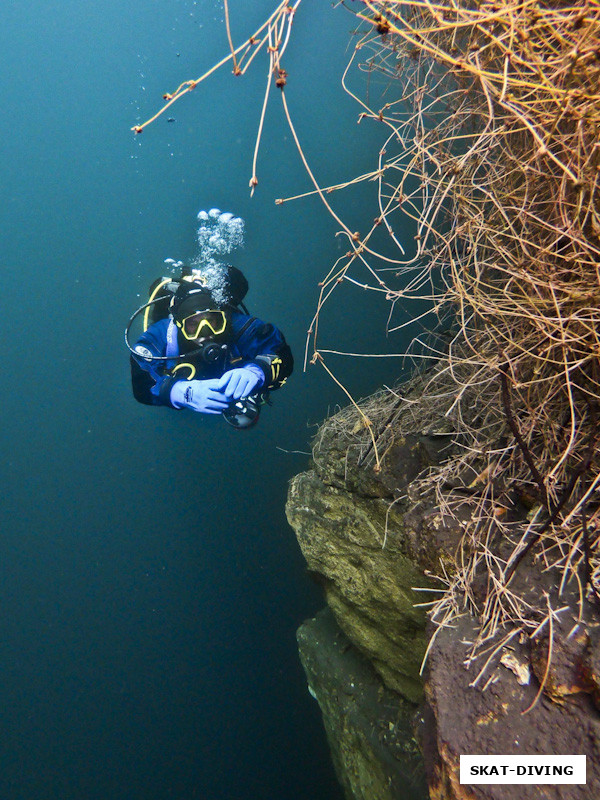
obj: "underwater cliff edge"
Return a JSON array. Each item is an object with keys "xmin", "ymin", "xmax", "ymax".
[{"xmin": 286, "ymin": 379, "xmax": 600, "ymax": 800}]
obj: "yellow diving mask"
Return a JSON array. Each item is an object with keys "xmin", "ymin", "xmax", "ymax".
[{"xmin": 177, "ymin": 309, "xmax": 227, "ymax": 341}]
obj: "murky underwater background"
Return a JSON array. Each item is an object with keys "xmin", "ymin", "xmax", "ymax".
[{"xmin": 0, "ymin": 1, "xmax": 417, "ymax": 797}]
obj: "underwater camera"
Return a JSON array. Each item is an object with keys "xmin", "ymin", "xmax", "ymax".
[{"xmin": 222, "ymin": 395, "xmax": 261, "ymax": 430}]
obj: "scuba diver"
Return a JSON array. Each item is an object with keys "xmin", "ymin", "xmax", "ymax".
[{"xmin": 125, "ymin": 210, "xmax": 293, "ymax": 429}]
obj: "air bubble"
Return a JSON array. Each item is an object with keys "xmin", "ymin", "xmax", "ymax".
[{"xmin": 188, "ymin": 206, "xmax": 246, "ymax": 304}]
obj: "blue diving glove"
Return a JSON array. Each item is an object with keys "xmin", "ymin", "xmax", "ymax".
[
  {"xmin": 170, "ymin": 379, "xmax": 231, "ymax": 414},
  {"xmin": 217, "ymin": 365, "xmax": 264, "ymax": 401}
]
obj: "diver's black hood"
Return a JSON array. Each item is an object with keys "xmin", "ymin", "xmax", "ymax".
[
  {"xmin": 170, "ymin": 265, "xmax": 249, "ymax": 319},
  {"xmin": 170, "ymin": 283, "xmax": 215, "ymax": 321}
]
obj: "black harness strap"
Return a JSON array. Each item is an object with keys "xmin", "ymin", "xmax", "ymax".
[{"xmin": 230, "ymin": 316, "xmax": 256, "ymax": 345}]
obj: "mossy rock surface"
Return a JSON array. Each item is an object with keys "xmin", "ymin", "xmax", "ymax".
[{"xmin": 298, "ymin": 608, "xmax": 428, "ymax": 800}]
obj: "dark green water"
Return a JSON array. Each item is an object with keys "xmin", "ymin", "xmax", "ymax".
[{"xmin": 0, "ymin": 2, "xmax": 415, "ymax": 797}]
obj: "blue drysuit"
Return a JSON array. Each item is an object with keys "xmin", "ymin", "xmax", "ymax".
[{"xmin": 130, "ymin": 312, "xmax": 293, "ymax": 408}]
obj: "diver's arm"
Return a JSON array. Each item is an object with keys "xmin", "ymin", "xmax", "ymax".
[
  {"xmin": 130, "ymin": 355, "xmax": 158, "ymax": 405},
  {"xmin": 130, "ymin": 319, "xmax": 177, "ymax": 407},
  {"xmin": 251, "ymin": 351, "xmax": 292, "ymax": 391},
  {"xmin": 234, "ymin": 317, "xmax": 294, "ymax": 392}
]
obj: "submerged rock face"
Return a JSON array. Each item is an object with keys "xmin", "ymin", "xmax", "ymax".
[
  {"xmin": 287, "ymin": 395, "xmax": 600, "ymax": 800},
  {"xmin": 287, "ymin": 417, "xmax": 460, "ymax": 704},
  {"xmin": 286, "ymin": 407, "xmax": 461, "ymax": 798},
  {"xmin": 288, "ymin": 468, "xmax": 429, "ymax": 704},
  {"xmin": 297, "ymin": 607, "xmax": 428, "ymax": 800}
]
